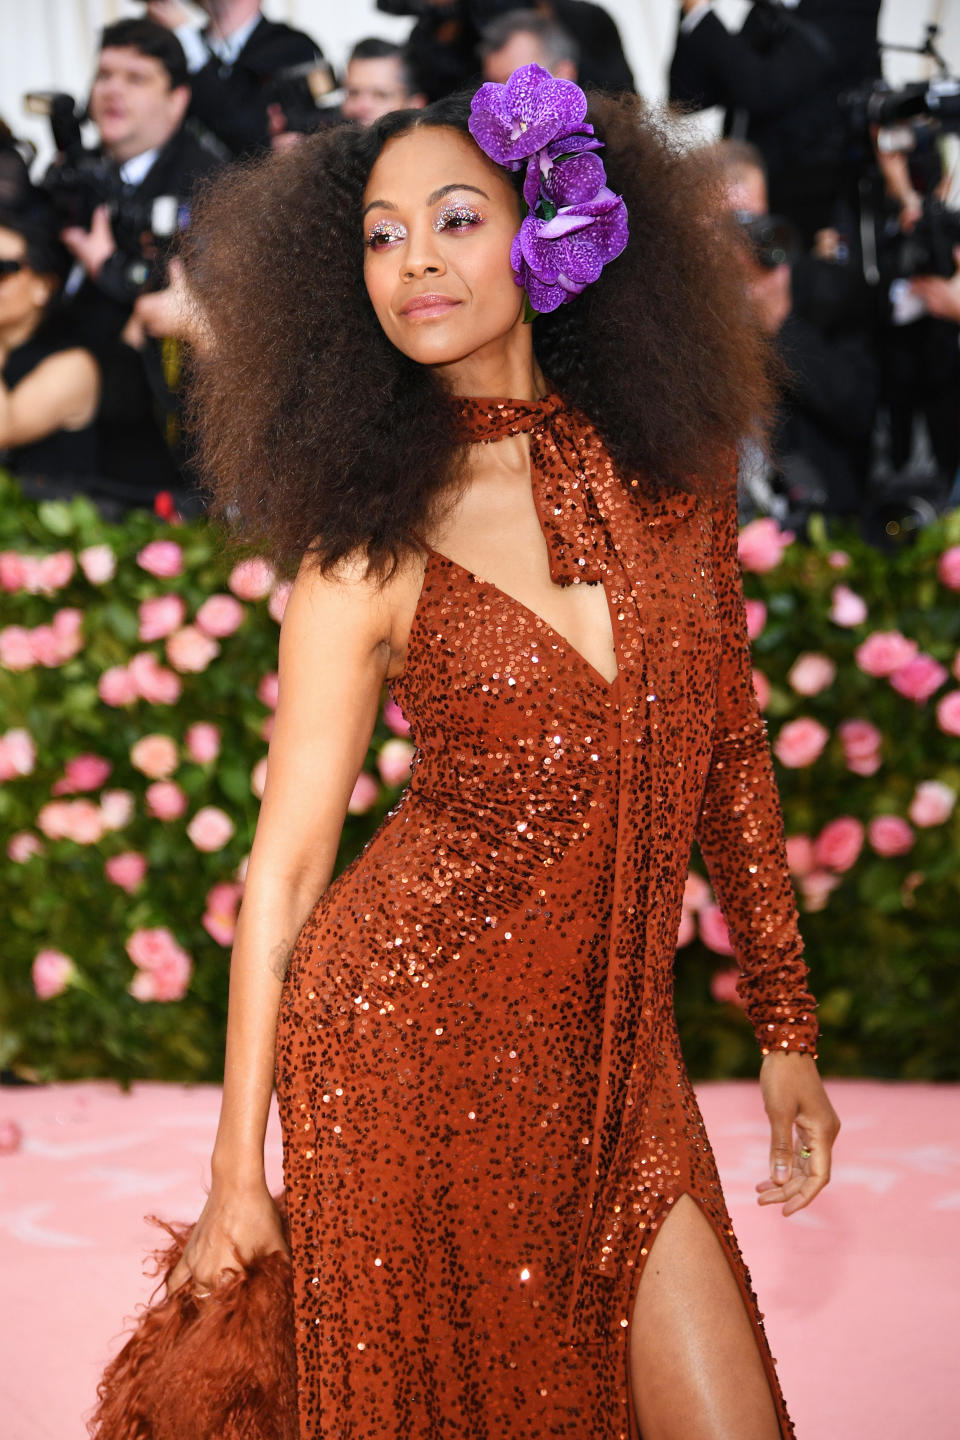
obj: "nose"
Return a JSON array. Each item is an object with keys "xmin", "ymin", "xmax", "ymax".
[{"xmin": 400, "ymin": 225, "xmax": 446, "ymax": 282}]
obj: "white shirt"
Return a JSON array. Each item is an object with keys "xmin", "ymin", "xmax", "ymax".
[
  {"xmin": 681, "ymin": 0, "xmax": 800, "ymax": 35},
  {"xmin": 175, "ymin": 12, "xmax": 262, "ymax": 75},
  {"xmin": 118, "ymin": 148, "xmax": 159, "ymax": 189}
]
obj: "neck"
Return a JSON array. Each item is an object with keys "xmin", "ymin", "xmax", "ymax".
[
  {"xmin": 1, "ymin": 311, "xmax": 44, "ymax": 355},
  {"xmin": 435, "ymin": 325, "xmax": 548, "ymax": 402},
  {"xmin": 105, "ymin": 137, "xmax": 162, "ymax": 166},
  {"xmin": 204, "ymin": 0, "xmax": 261, "ymax": 38}
]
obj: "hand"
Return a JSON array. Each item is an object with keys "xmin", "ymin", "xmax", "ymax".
[
  {"xmin": 60, "ymin": 204, "xmax": 116, "ymax": 280},
  {"xmin": 130, "ymin": 257, "xmax": 199, "ymax": 342},
  {"xmin": 145, "ymin": 0, "xmax": 194, "ymax": 30},
  {"xmin": 165, "ymin": 1176, "xmax": 289, "ymax": 1302},
  {"xmin": 910, "ymin": 246, "xmax": 960, "ymax": 324},
  {"xmin": 755, "ymin": 1050, "xmax": 840, "ymax": 1216}
]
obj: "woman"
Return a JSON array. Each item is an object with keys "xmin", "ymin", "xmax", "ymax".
[
  {"xmin": 167, "ymin": 71, "xmax": 839, "ymax": 1439},
  {"xmin": 0, "ymin": 167, "xmax": 100, "ymax": 481}
]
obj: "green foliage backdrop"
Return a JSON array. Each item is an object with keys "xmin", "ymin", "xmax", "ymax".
[{"xmin": 1, "ymin": 473, "xmax": 958, "ymax": 1084}]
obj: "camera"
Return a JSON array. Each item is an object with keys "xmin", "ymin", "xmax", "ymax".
[
  {"xmin": 886, "ymin": 195, "xmax": 960, "ymax": 280},
  {"xmin": 732, "ymin": 211, "xmax": 799, "ymax": 268},
  {"xmin": 24, "ymin": 92, "xmax": 119, "ymax": 231}
]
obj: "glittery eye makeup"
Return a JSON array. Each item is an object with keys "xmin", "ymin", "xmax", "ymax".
[
  {"xmin": 433, "ymin": 203, "xmax": 484, "ymax": 233},
  {"xmin": 365, "ymin": 220, "xmax": 406, "ymax": 250}
]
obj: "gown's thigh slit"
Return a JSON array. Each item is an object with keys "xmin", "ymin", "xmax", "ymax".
[{"xmin": 621, "ymin": 1190, "xmax": 792, "ymax": 1440}]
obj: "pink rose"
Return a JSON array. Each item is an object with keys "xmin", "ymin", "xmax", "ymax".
[
  {"xmin": 698, "ymin": 903, "xmax": 734, "ymax": 955},
  {"xmin": 7, "ymin": 831, "xmax": 44, "ymax": 863},
  {"xmin": 145, "ymin": 780, "xmax": 188, "ymax": 821},
  {"xmin": 855, "ymin": 630, "xmax": 918, "ymax": 677},
  {"xmin": 105, "ymin": 851, "xmax": 148, "ymax": 892},
  {"xmin": 166, "ymin": 625, "xmax": 220, "ymax": 674},
  {"xmin": 813, "ymin": 816, "xmax": 864, "ymax": 873},
  {"xmin": 799, "ymin": 868, "xmax": 841, "ymax": 912},
  {"xmin": 130, "ymin": 734, "xmax": 178, "ymax": 780},
  {"xmin": 0, "ymin": 551, "xmax": 25, "ymax": 591},
  {"xmin": 185, "ymin": 722, "xmax": 221, "ymax": 763},
  {"xmin": 126, "ymin": 927, "xmax": 192, "ymax": 1002},
  {"xmin": 32, "ymin": 949, "xmax": 76, "ymax": 999},
  {"xmin": 889, "ymin": 654, "xmax": 948, "ymax": 703},
  {"xmin": 34, "ymin": 550, "xmax": 75, "ymax": 593},
  {"xmin": 136, "ymin": 539, "xmax": 183, "ymax": 578},
  {"xmin": 347, "ymin": 771, "xmax": 379, "ymax": 815},
  {"xmin": 0, "ymin": 626, "xmax": 35, "ymax": 670},
  {"xmin": 268, "ymin": 581, "xmax": 292, "ymax": 624},
  {"xmin": 60, "ymin": 799, "xmax": 106, "ymax": 845},
  {"xmin": 128, "ymin": 651, "xmax": 182, "ymax": 705},
  {"xmin": 228, "ymin": 557, "xmax": 276, "ymax": 601},
  {"xmin": 867, "ymin": 816, "xmax": 914, "ymax": 857},
  {"xmin": 737, "ymin": 517, "xmax": 794, "ymax": 573},
  {"xmin": 78, "ymin": 543, "xmax": 116, "ymax": 584},
  {"xmin": 787, "ymin": 652, "xmax": 836, "ymax": 696},
  {"xmin": 30, "ymin": 624, "xmax": 66, "ymax": 667},
  {"xmin": 682, "ymin": 871, "xmax": 711, "ymax": 912},
  {"xmin": 202, "ymin": 881, "xmax": 244, "ymax": 946},
  {"xmin": 710, "ymin": 966, "xmax": 745, "ymax": 1007},
  {"xmin": 936, "ymin": 691, "xmax": 960, "ymax": 737},
  {"xmin": 251, "ymin": 755, "xmax": 268, "ymax": 798},
  {"xmin": 837, "ymin": 717, "xmax": 882, "ymax": 776},
  {"xmin": 138, "ymin": 593, "xmax": 186, "ymax": 642},
  {"xmin": 187, "ymin": 805, "xmax": 235, "ymax": 852},
  {"xmin": 828, "ymin": 550, "xmax": 850, "ymax": 569},
  {"xmin": 773, "ymin": 717, "xmax": 829, "ymax": 769},
  {"xmin": 52, "ymin": 753, "xmax": 112, "ymax": 795},
  {"xmin": 36, "ymin": 800, "xmax": 74, "ymax": 840},
  {"xmin": 676, "ymin": 907, "xmax": 696, "ymax": 948},
  {"xmin": 828, "ymin": 585, "xmax": 868, "ymax": 628},
  {"xmin": 744, "ymin": 599, "xmax": 767, "ymax": 641},
  {"xmin": 383, "ymin": 697, "xmax": 412, "ymax": 737},
  {"xmin": 0, "ymin": 728, "xmax": 36, "ymax": 781},
  {"xmin": 98, "ymin": 664, "xmax": 139, "ymax": 707},
  {"xmin": 908, "ymin": 780, "xmax": 956, "ymax": 828},
  {"xmin": 785, "ymin": 834, "xmax": 816, "ymax": 877},
  {"xmin": 751, "ymin": 668, "xmax": 770, "ymax": 710},
  {"xmin": 377, "ymin": 738, "xmax": 416, "ymax": 787},
  {"xmin": 100, "ymin": 789, "xmax": 135, "ymax": 829},
  {"xmin": 196, "ymin": 593, "xmax": 245, "ymax": 638},
  {"xmin": 257, "ymin": 671, "xmax": 279, "ymax": 709},
  {"xmin": 937, "ymin": 545, "xmax": 960, "ymax": 590}
]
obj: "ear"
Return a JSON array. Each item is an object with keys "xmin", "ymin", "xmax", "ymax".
[
  {"xmin": 170, "ymin": 84, "xmax": 191, "ymax": 128},
  {"xmin": 553, "ymin": 61, "xmax": 578, "ymax": 82},
  {"xmin": 31, "ymin": 272, "xmax": 58, "ymax": 308}
]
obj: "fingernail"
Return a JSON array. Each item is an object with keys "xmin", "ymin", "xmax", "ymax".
[{"xmin": 774, "ymin": 1163, "xmax": 788, "ymax": 1177}]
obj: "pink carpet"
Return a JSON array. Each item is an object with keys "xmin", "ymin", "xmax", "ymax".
[{"xmin": 1, "ymin": 1077, "xmax": 955, "ymax": 1439}]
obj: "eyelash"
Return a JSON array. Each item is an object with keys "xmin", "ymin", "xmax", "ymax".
[{"xmin": 365, "ymin": 205, "xmax": 484, "ymax": 250}]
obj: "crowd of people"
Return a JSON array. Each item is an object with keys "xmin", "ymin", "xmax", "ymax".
[{"xmin": 1, "ymin": 0, "xmax": 958, "ymax": 538}]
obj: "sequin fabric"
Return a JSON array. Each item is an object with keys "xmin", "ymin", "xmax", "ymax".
[{"xmin": 274, "ymin": 391, "xmax": 819, "ymax": 1439}]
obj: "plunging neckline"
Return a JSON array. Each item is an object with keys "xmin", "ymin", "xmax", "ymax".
[{"xmin": 423, "ymin": 544, "xmax": 621, "ymax": 695}]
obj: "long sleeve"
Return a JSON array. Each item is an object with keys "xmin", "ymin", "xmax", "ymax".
[
  {"xmin": 695, "ymin": 472, "xmax": 820, "ymax": 1058},
  {"xmin": 669, "ymin": 10, "xmax": 834, "ymax": 120}
]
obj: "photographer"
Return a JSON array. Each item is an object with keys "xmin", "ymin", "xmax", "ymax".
[
  {"xmin": 342, "ymin": 39, "xmax": 427, "ymax": 127},
  {"xmin": 378, "ymin": 1, "xmax": 632, "ymax": 103},
  {"xmin": 0, "ymin": 145, "xmax": 99, "ymax": 488},
  {"xmin": 147, "ymin": 0, "xmax": 327, "ymax": 157},
  {"xmin": 479, "ymin": 10, "xmax": 579, "ymax": 84},
  {"xmin": 670, "ymin": 1, "xmax": 881, "ymax": 246},
  {"xmin": 713, "ymin": 140, "xmax": 878, "ymax": 526},
  {"xmin": 50, "ymin": 19, "xmax": 222, "ymax": 506}
]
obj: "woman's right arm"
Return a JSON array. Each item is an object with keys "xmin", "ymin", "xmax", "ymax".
[
  {"xmin": 165, "ymin": 549, "xmax": 399, "ymax": 1296},
  {"xmin": 0, "ymin": 348, "xmax": 100, "ymax": 447}
]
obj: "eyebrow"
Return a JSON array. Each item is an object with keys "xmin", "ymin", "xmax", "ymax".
[{"xmin": 362, "ymin": 183, "xmax": 490, "ymax": 220}]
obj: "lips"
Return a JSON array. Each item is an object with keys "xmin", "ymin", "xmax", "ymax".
[{"xmin": 399, "ymin": 293, "xmax": 461, "ymax": 318}]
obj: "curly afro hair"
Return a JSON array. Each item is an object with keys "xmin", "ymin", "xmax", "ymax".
[{"xmin": 183, "ymin": 91, "xmax": 775, "ymax": 580}]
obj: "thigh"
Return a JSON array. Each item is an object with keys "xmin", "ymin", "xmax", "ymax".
[{"xmin": 628, "ymin": 1194, "xmax": 781, "ymax": 1440}]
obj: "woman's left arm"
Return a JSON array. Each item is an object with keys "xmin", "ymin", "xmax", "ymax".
[
  {"xmin": 0, "ymin": 348, "xmax": 100, "ymax": 449},
  {"xmin": 694, "ymin": 466, "xmax": 840, "ymax": 1214}
]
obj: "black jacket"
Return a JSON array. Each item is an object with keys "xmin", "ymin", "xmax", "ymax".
[
  {"xmin": 187, "ymin": 15, "xmax": 324, "ymax": 156},
  {"xmin": 669, "ymin": 1, "xmax": 881, "ymax": 237}
]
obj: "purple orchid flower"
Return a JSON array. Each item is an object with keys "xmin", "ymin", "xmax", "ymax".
[
  {"xmin": 521, "ymin": 132, "xmax": 603, "ymax": 209},
  {"xmin": 468, "ymin": 63, "xmax": 590, "ymax": 168},
  {"xmin": 511, "ymin": 189, "xmax": 629, "ymax": 313}
]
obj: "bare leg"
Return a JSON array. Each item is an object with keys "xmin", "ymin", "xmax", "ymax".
[{"xmin": 628, "ymin": 1194, "xmax": 782, "ymax": 1440}]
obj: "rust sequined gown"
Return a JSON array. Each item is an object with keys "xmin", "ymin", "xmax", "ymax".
[{"xmin": 274, "ymin": 392, "xmax": 819, "ymax": 1440}]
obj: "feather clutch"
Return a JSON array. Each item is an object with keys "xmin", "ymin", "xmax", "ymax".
[{"xmin": 86, "ymin": 1190, "xmax": 298, "ymax": 1440}]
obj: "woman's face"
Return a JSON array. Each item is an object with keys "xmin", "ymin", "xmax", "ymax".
[
  {"xmin": 362, "ymin": 126, "xmax": 525, "ymax": 369},
  {"xmin": 0, "ymin": 226, "xmax": 51, "ymax": 332}
]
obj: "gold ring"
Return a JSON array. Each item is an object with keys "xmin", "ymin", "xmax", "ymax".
[{"xmin": 799, "ymin": 1146, "xmax": 812, "ymax": 1159}]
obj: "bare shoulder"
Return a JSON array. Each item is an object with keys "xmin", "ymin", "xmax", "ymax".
[{"xmin": 282, "ymin": 543, "xmax": 426, "ymax": 678}]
